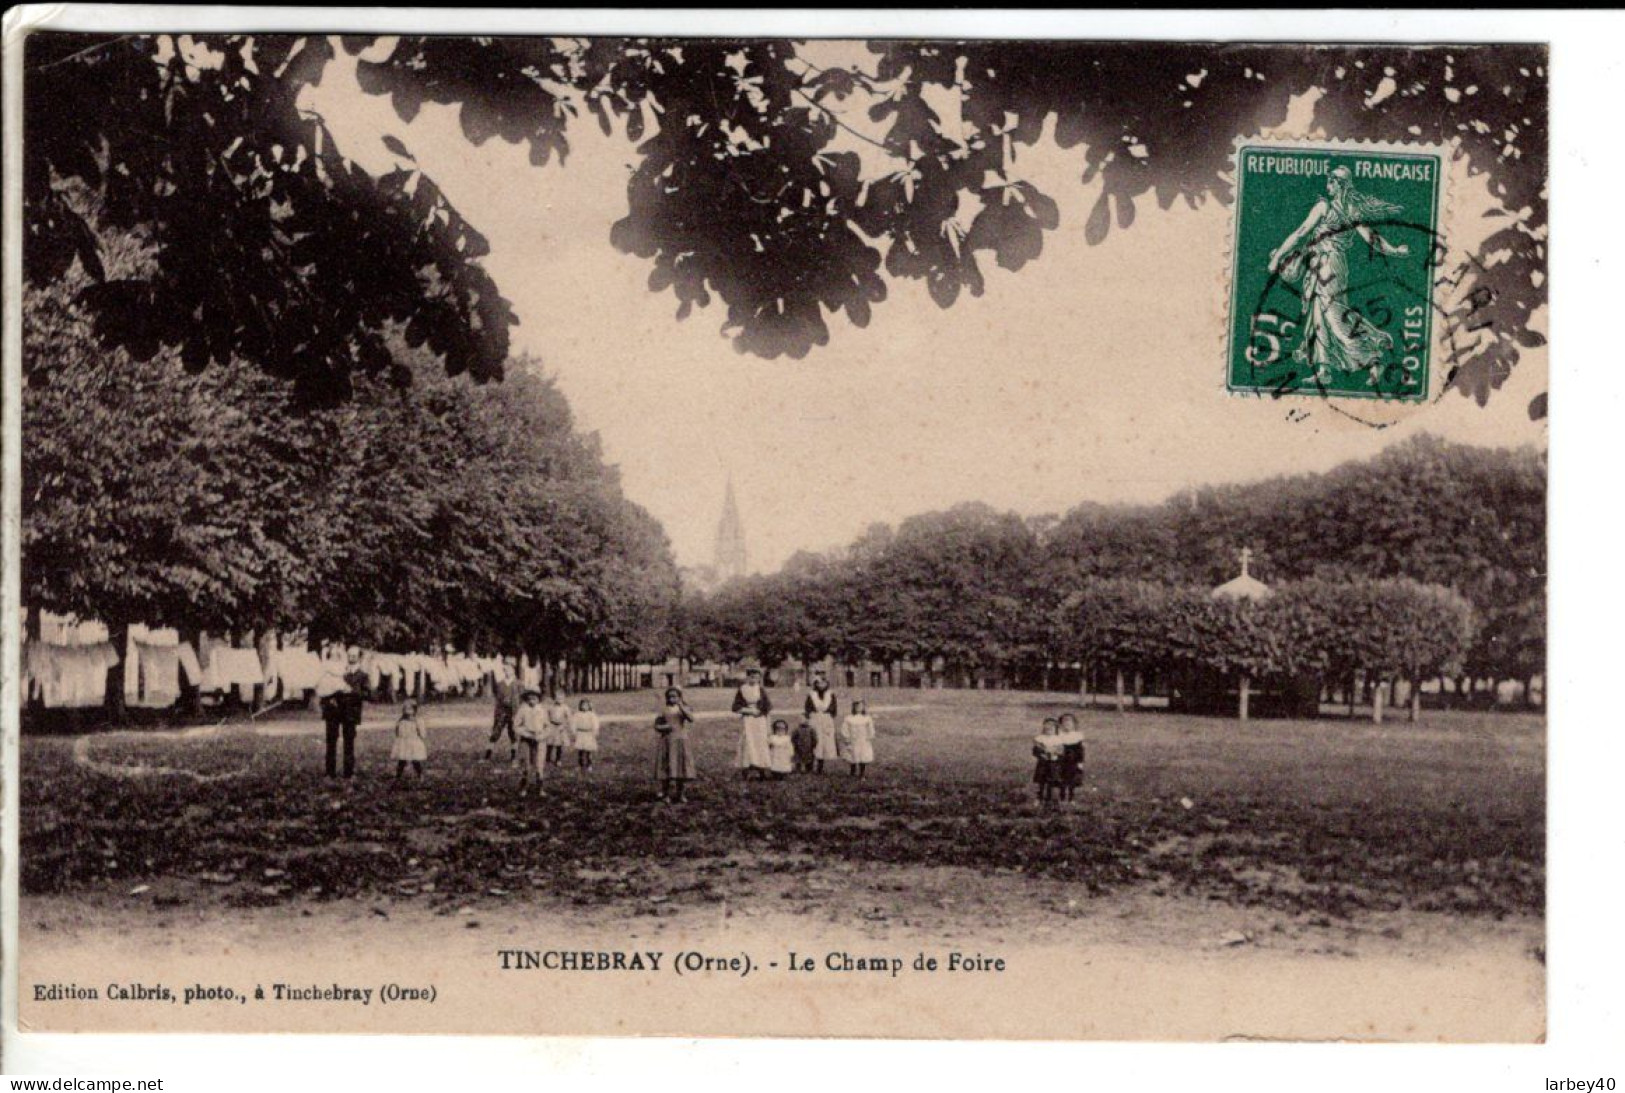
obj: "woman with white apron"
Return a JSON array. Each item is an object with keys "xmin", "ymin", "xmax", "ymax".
[
  {"xmin": 731, "ymin": 668, "xmax": 773, "ymax": 778},
  {"xmin": 803, "ymin": 673, "xmax": 841, "ymax": 774}
]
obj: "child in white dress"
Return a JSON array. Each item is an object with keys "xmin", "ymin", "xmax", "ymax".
[
  {"xmin": 572, "ymin": 698, "xmax": 601, "ymax": 774},
  {"xmin": 768, "ymin": 719, "xmax": 794, "ymax": 780},
  {"xmin": 841, "ymin": 700, "xmax": 876, "ymax": 778},
  {"xmin": 391, "ymin": 699, "xmax": 428, "ymax": 782},
  {"xmin": 1032, "ymin": 717, "xmax": 1062, "ymax": 806}
]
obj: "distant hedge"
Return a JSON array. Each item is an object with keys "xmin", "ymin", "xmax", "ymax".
[{"xmin": 1063, "ymin": 577, "xmax": 1477, "ymax": 687}]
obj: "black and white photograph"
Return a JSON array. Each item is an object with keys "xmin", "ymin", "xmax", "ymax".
[{"xmin": 2, "ymin": 7, "xmax": 1577, "ymax": 1066}]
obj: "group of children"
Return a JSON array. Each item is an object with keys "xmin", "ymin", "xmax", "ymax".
[
  {"xmin": 770, "ymin": 704, "xmax": 876, "ymax": 778},
  {"xmin": 392, "ymin": 687, "xmax": 1090, "ymax": 809},
  {"xmin": 1031, "ymin": 712, "xmax": 1086, "ymax": 805},
  {"xmin": 391, "ymin": 688, "xmax": 604, "ymax": 792},
  {"xmin": 654, "ymin": 685, "xmax": 878, "ymax": 804},
  {"xmin": 510, "ymin": 691, "xmax": 601, "ymax": 796}
]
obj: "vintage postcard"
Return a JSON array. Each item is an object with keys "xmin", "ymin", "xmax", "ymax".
[{"xmin": 3, "ymin": 16, "xmax": 1547, "ymax": 1046}]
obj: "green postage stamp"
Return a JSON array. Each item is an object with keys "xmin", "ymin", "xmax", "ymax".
[{"xmin": 1227, "ymin": 138, "xmax": 1446, "ymax": 403}]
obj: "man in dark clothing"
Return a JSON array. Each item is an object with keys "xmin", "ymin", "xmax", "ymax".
[
  {"xmin": 318, "ymin": 648, "xmax": 369, "ymax": 779},
  {"xmin": 486, "ymin": 673, "xmax": 519, "ymax": 762}
]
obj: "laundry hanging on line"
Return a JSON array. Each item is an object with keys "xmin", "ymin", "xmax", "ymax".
[
  {"xmin": 129, "ymin": 640, "xmax": 181, "ymax": 708},
  {"xmin": 200, "ymin": 647, "xmax": 265, "ymax": 701},
  {"xmin": 265, "ymin": 648, "xmax": 325, "ymax": 695},
  {"xmin": 177, "ymin": 641, "xmax": 204, "ymax": 689},
  {"xmin": 23, "ymin": 641, "xmax": 121, "ymax": 708}
]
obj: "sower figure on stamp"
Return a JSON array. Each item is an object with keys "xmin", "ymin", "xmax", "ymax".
[
  {"xmin": 732, "ymin": 668, "xmax": 773, "ymax": 779},
  {"xmin": 316, "ymin": 647, "xmax": 369, "ymax": 780},
  {"xmin": 1267, "ymin": 165, "xmax": 1411, "ymax": 386},
  {"xmin": 804, "ymin": 671, "xmax": 840, "ymax": 774}
]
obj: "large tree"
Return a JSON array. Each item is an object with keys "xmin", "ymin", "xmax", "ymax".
[
  {"xmin": 22, "ymin": 225, "xmax": 326, "ymax": 653},
  {"xmin": 25, "ymin": 35, "xmax": 1547, "ymax": 413}
]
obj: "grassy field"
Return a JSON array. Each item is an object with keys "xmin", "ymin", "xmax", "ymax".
[{"xmin": 18, "ymin": 689, "xmax": 1544, "ymax": 922}]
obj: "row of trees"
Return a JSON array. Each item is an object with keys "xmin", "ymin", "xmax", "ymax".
[
  {"xmin": 682, "ymin": 436, "xmax": 1544, "ymax": 702},
  {"xmin": 1060, "ymin": 578, "xmax": 1477, "ymax": 720},
  {"xmin": 22, "ymin": 209, "xmax": 682, "ymax": 713}
]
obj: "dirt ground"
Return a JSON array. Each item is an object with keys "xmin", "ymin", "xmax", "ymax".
[
  {"xmin": 18, "ymin": 858, "xmax": 1543, "ymax": 1041},
  {"xmin": 16, "ymin": 691, "xmax": 1545, "ymax": 1041}
]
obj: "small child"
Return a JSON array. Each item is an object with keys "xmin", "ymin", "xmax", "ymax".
[
  {"xmin": 514, "ymin": 689, "xmax": 547, "ymax": 797},
  {"xmin": 1055, "ymin": 712, "xmax": 1085, "ymax": 804},
  {"xmin": 654, "ymin": 687, "xmax": 697, "ymax": 804},
  {"xmin": 768, "ymin": 718, "xmax": 794, "ymax": 780},
  {"xmin": 791, "ymin": 719, "xmax": 818, "ymax": 774},
  {"xmin": 572, "ymin": 698, "xmax": 600, "ymax": 774},
  {"xmin": 544, "ymin": 690, "xmax": 571, "ymax": 768},
  {"xmin": 841, "ymin": 699, "xmax": 876, "ymax": 778},
  {"xmin": 1032, "ymin": 717, "xmax": 1061, "ymax": 806},
  {"xmin": 391, "ymin": 699, "xmax": 428, "ymax": 782}
]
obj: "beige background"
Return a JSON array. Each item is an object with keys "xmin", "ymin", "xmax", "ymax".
[{"xmin": 303, "ymin": 42, "xmax": 1547, "ymax": 572}]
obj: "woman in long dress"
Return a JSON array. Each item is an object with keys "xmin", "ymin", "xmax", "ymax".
[
  {"xmin": 804, "ymin": 673, "xmax": 840, "ymax": 774},
  {"xmin": 1267, "ymin": 165, "xmax": 1412, "ymax": 385},
  {"xmin": 732, "ymin": 668, "xmax": 773, "ymax": 779},
  {"xmin": 654, "ymin": 686, "xmax": 696, "ymax": 803}
]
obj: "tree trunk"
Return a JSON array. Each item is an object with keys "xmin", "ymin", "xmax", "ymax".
[
  {"xmin": 1114, "ymin": 669, "xmax": 1126, "ymax": 713},
  {"xmin": 104, "ymin": 620, "xmax": 130, "ymax": 722},
  {"xmin": 1348, "ymin": 672, "xmax": 1358, "ymax": 718},
  {"xmin": 1132, "ymin": 671, "xmax": 1143, "ymax": 709},
  {"xmin": 1372, "ymin": 681, "xmax": 1386, "ymax": 724},
  {"xmin": 1238, "ymin": 673, "xmax": 1251, "ymax": 722},
  {"xmin": 177, "ymin": 624, "xmax": 203, "ymax": 715},
  {"xmin": 1409, "ymin": 676, "xmax": 1422, "ymax": 722}
]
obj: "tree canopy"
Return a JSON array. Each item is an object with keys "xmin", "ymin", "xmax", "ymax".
[
  {"xmin": 685, "ymin": 436, "xmax": 1541, "ymax": 685},
  {"xmin": 25, "ymin": 35, "xmax": 1546, "ymax": 413},
  {"xmin": 23, "ymin": 209, "xmax": 680, "ymax": 668}
]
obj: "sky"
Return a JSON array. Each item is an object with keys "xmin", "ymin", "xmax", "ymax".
[{"xmin": 304, "ymin": 44, "xmax": 1547, "ymax": 574}]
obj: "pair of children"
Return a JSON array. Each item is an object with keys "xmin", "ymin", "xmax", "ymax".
[
  {"xmin": 1031, "ymin": 713, "xmax": 1085, "ymax": 805},
  {"xmin": 775, "ymin": 701, "xmax": 877, "ymax": 778}
]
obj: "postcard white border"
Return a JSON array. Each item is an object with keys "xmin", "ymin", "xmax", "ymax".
[{"xmin": 2, "ymin": 6, "xmax": 1618, "ymax": 1091}]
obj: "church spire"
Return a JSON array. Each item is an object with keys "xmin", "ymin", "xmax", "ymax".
[{"xmin": 714, "ymin": 475, "xmax": 747, "ymax": 581}]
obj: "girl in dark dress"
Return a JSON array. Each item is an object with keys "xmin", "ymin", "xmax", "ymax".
[
  {"xmin": 1055, "ymin": 712, "xmax": 1085, "ymax": 804},
  {"xmin": 791, "ymin": 720, "xmax": 818, "ymax": 773},
  {"xmin": 655, "ymin": 686, "xmax": 697, "ymax": 803}
]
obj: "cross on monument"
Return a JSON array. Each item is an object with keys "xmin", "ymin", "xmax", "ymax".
[{"xmin": 1238, "ymin": 546, "xmax": 1253, "ymax": 577}]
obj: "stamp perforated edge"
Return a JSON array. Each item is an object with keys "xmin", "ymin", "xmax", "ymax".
[{"xmin": 1220, "ymin": 131, "xmax": 1459, "ymax": 425}]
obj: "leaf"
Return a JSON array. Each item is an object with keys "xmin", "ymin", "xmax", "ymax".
[
  {"xmin": 1084, "ymin": 192, "xmax": 1111, "ymax": 247},
  {"xmin": 381, "ymin": 134, "xmax": 415, "ymax": 162},
  {"xmin": 1116, "ymin": 192, "xmax": 1136, "ymax": 230}
]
